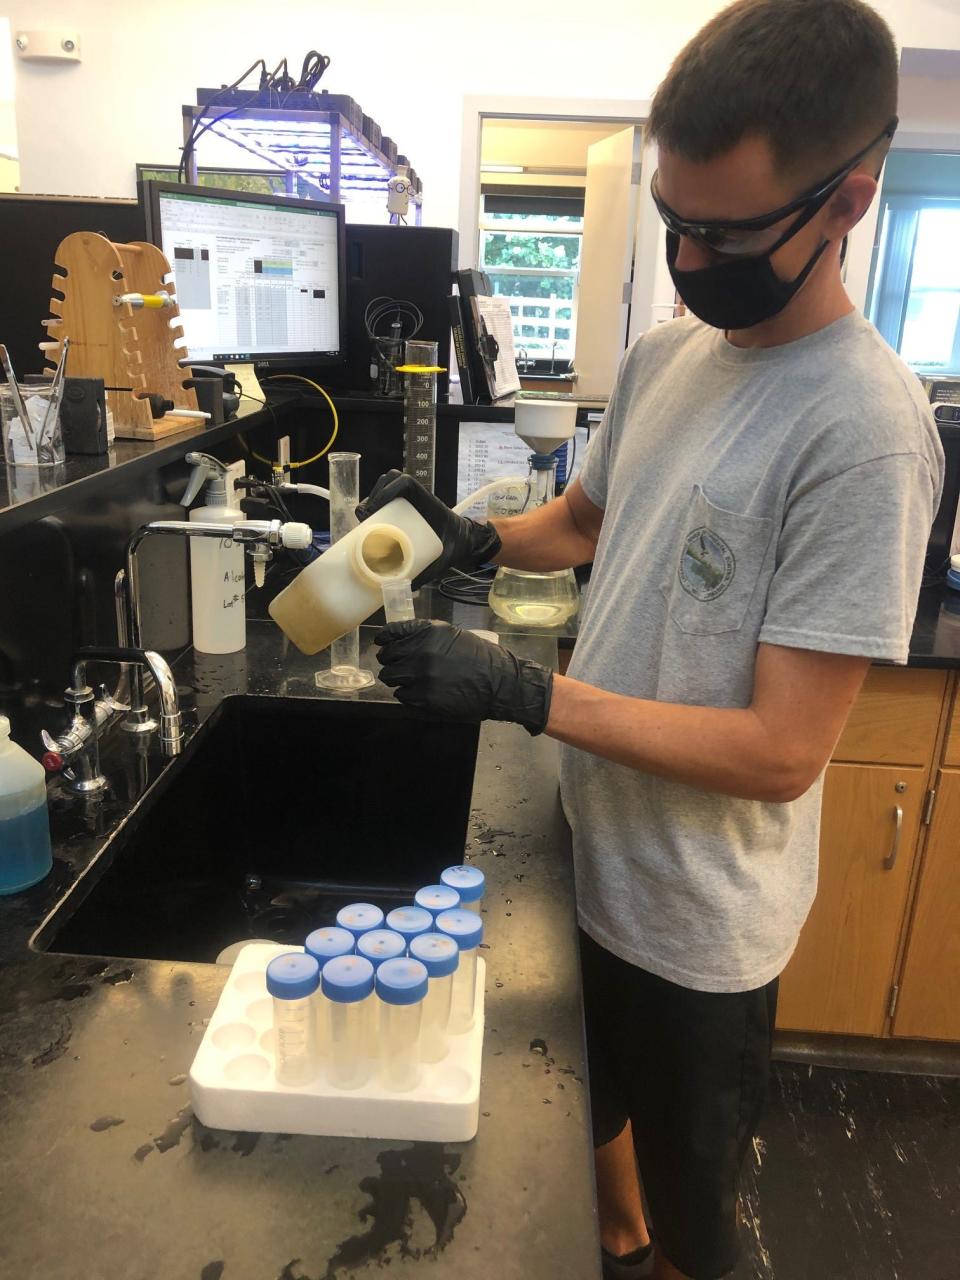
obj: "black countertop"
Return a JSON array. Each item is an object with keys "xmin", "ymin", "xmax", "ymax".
[
  {"xmin": 0, "ymin": 623, "xmax": 599, "ymax": 1280},
  {"xmin": 902, "ymin": 583, "xmax": 960, "ymax": 668},
  {"xmin": 422, "ymin": 578, "xmax": 960, "ymax": 669},
  {"xmin": 0, "ymin": 413, "xmax": 274, "ymax": 535}
]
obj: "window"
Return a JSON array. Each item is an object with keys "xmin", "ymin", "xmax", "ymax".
[
  {"xmin": 869, "ymin": 197, "xmax": 960, "ymax": 375},
  {"xmin": 136, "ymin": 165, "xmax": 323, "ymax": 201},
  {"xmin": 479, "ymin": 189, "xmax": 583, "ymax": 373}
]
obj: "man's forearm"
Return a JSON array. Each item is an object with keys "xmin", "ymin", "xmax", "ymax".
[
  {"xmin": 489, "ymin": 494, "xmax": 596, "ymax": 572},
  {"xmin": 545, "ymin": 674, "xmax": 815, "ymax": 804}
]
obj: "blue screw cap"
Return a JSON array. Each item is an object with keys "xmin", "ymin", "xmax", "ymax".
[
  {"xmin": 440, "ymin": 865, "xmax": 485, "ymax": 904},
  {"xmin": 321, "ymin": 954, "xmax": 375, "ymax": 1003},
  {"xmin": 385, "ymin": 905, "xmax": 434, "ymax": 941},
  {"xmin": 305, "ymin": 926, "xmax": 356, "ymax": 962},
  {"xmin": 409, "ymin": 931, "xmax": 460, "ymax": 978},
  {"xmin": 336, "ymin": 902, "xmax": 385, "ymax": 938},
  {"xmin": 435, "ymin": 908, "xmax": 484, "ymax": 950},
  {"xmin": 266, "ymin": 952, "xmax": 320, "ymax": 1000},
  {"xmin": 414, "ymin": 884, "xmax": 461, "ymax": 918},
  {"xmin": 357, "ymin": 929, "xmax": 407, "ymax": 965},
  {"xmin": 375, "ymin": 957, "xmax": 429, "ymax": 1006}
]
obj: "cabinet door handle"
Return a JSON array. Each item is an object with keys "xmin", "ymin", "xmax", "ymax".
[{"xmin": 883, "ymin": 805, "xmax": 903, "ymax": 871}]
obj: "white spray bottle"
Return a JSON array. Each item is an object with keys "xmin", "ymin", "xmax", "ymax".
[{"xmin": 182, "ymin": 452, "xmax": 246, "ymax": 654}]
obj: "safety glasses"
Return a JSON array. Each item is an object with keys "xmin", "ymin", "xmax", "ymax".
[{"xmin": 651, "ymin": 118, "xmax": 898, "ymax": 257}]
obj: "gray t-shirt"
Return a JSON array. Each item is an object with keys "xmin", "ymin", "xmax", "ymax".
[{"xmin": 561, "ymin": 311, "xmax": 944, "ymax": 993}]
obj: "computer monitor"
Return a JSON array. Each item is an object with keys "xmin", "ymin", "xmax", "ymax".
[{"xmin": 139, "ymin": 180, "xmax": 346, "ymax": 369}]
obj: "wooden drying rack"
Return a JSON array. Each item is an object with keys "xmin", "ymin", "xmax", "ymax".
[{"xmin": 41, "ymin": 232, "xmax": 200, "ymax": 440}]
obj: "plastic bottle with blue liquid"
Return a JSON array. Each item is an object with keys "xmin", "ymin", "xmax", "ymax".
[{"xmin": 0, "ymin": 715, "xmax": 53, "ymax": 894}]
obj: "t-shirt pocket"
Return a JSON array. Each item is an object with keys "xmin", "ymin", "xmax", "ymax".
[{"xmin": 659, "ymin": 485, "xmax": 774, "ymax": 636}]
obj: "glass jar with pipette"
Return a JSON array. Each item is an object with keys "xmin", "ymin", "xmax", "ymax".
[{"xmin": 1, "ymin": 340, "xmax": 69, "ymax": 468}]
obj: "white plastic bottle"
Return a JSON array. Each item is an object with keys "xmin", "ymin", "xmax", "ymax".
[
  {"xmin": 266, "ymin": 953, "xmax": 320, "ymax": 1087},
  {"xmin": 376, "ymin": 957, "xmax": 428, "ymax": 1092},
  {"xmin": 268, "ymin": 496, "xmax": 443, "ymax": 655},
  {"xmin": 182, "ymin": 452, "xmax": 246, "ymax": 654},
  {"xmin": 0, "ymin": 716, "xmax": 53, "ymax": 895}
]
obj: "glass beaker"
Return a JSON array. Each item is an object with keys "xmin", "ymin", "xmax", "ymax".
[
  {"xmin": 1, "ymin": 384, "xmax": 65, "ymax": 468},
  {"xmin": 488, "ymin": 452, "xmax": 580, "ymax": 627}
]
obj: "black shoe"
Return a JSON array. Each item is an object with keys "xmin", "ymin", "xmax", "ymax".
[{"xmin": 600, "ymin": 1243, "xmax": 654, "ymax": 1280}]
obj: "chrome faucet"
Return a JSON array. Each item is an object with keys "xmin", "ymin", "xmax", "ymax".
[
  {"xmin": 42, "ymin": 646, "xmax": 183, "ymax": 794},
  {"xmin": 120, "ymin": 517, "xmax": 311, "ymax": 732}
]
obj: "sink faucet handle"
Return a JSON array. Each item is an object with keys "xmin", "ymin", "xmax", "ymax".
[{"xmin": 98, "ymin": 686, "xmax": 130, "ymax": 714}]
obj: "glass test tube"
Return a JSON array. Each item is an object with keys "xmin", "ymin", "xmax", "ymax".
[
  {"xmin": 376, "ymin": 957, "xmax": 428, "ymax": 1092},
  {"xmin": 440, "ymin": 864, "xmax": 485, "ymax": 914},
  {"xmin": 436, "ymin": 909, "xmax": 484, "ymax": 1034},
  {"xmin": 322, "ymin": 955, "xmax": 375, "ymax": 1090},
  {"xmin": 336, "ymin": 902, "xmax": 385, "ymax": 942},
  {"xmin": 356, "ymin": 929, "xmax": 407, "ymax": 1054},
  {"xmin": 409, "ymin": 932, "xmax": 460, "ymax": 1064},
  {"xmin": 266, "ymin": 953, "xmax": 321, "ymax": 1086},
  {"xmin": 414, "ymin": 884, "xmax": 461, "ymax": 920},
  {"xmin": 305, "ymin": 927, "xmax": 356, "ymax": 1058},
  {"xmin": 356, "ymin": 928, "xmax": 407, "ymax": 967},
  {"xmin": 385, "ymin": 905, "xmax": 434, "ymax": 948},
  {"xmin": 316, "ymin": 452, "xmax": 375, "ymax": 692}
]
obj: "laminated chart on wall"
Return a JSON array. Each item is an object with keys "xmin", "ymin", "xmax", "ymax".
[
  {"xmin": 456, "ymin": 421, "xmax": 592, "ymax": 519},
  {"xmin": 456, "ymin": 423, "xmax": 534, "ymax": 518}
]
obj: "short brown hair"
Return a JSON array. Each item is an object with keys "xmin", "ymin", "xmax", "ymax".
[{"xmin": 648, "ymin": 0, "xmax": 898, "ymax": 178}]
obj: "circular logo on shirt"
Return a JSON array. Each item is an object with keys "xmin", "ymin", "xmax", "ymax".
[{"xmin": 678, "ymin": 526, "xmax": 736, "ymax": 601}]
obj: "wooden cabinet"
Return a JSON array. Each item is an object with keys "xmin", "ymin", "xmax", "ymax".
[
  {"xmin": 832, "ymin": 667, "xmax": 946, "ymax": 766},
  {"xmin": 943, "ymin": 686, "xmax": 960, "ymax": 767},
  {"xmin": 777, "ymin": 764, "xmax": 926, "ymax": 1036},
  {"xmin": 777, "ymin": 666, "xmax": 960, "ymax": 1042},
  {"xmin": 893, "ymin": 769, "xmax": 960, "ymax": 1041}
]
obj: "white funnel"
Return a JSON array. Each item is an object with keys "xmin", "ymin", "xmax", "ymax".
[{"xmin": 514, "ymin": 399, "xmax": 577, "ymax": 455}]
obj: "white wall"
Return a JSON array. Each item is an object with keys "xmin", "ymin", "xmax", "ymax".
[
  {"xmin": 6, "ymin": 0, "xmax": 728, "ymax": 227},
  {"xmin": 0, "ymin": 19, "xmax": 18, "ymax": 191},
  {"xmin": 896, "ymin": 71, "xmax": 960, "ymax": 145},
  {"xmin": 6, "ymin": 0, "xmax": 960, "ymax": 299}
]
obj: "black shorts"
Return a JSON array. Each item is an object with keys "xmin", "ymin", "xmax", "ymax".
[{"xmin": 580, "ymin": 929, "xmax": 778, "ymax": 1280}]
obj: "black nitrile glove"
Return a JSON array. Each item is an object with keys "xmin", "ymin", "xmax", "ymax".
[
  {"xmin": 356, "ymin": 470, "xmax": 501, "ymax": 589},
  {"xmin": 375, "ymin": 620, "xmax": 553, "ymax": 736}
]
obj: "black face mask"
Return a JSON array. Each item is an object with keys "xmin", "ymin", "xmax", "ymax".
[{"xmin": 666, "ymin": 228, "xmax": 830, "ymax": 331}]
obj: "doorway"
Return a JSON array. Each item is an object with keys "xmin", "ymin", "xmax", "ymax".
[{"xmin": 459, "ymin": 97, "xmax": 673, "ymax": 397}]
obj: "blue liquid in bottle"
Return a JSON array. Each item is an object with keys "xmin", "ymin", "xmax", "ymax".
[
  {"xmin": 0, "ymin": 801, "xmax": 54, "ymax": 894},
  {"xmin": 1, "ymin": 714, "xmax": 54, "ymax": 895}
]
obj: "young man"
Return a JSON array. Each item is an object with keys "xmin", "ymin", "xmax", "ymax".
[{"xmin": 362, "ymin": 1, "xmax": 944, "ymax": 1275}]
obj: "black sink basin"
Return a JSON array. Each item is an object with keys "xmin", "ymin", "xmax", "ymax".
[{"xmin": 34, "ymin": 696, "xmax": 480, "ymax": 963}]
